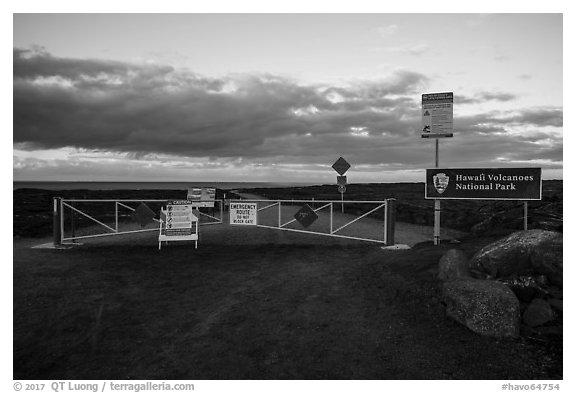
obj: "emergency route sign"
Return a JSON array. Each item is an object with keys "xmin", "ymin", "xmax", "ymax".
[{"xmin": 229, "ymin": 202, "xmax": 258, "ymax": 225}]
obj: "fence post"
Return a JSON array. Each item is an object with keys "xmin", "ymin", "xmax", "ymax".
[
  {"xmin": 385, "ymin": 198, "xmax": 396, "ymax": 246},
  {"xmin": 53, "ymin": 197, "xmax": 62, "ymax": 247},
  {"xmin": 70, "ymin": 200, "xmax": 76, "ymax": 242}
]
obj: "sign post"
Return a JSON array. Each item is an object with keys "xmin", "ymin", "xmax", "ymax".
[
  {"xmin": 422, "ymin": 92, "xmax": 454, "ymax": 245},
  {"xmin": 332, "ymin": 157, "xmax": 351, "ymax": 214},
  {"xmin": 338, "ymin": 184, "xmax": 346, "ymax": 213}
]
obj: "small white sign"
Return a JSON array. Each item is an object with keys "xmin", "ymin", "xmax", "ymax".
[
  {"xmin": 187, "ymin": 187, "xmax": 216, "ymax": 207},
  {"xmin": 229, "ymin": 202, "xmax": 258, "ymax": 225}
]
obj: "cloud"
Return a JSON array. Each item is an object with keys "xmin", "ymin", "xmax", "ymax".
[
  {"xmin": 386, "ymin": 44, "xmax": 431, "ymax": 56},
  {"xmin": 13, "ymin": 48, "xmax": 426, "ymax": 158},
  {"xmin": 376, "ymin": 25, "xmax": 399, "ymax": 37},
  {"xmin": 456, "ymin": 91, "xmax": 518, "ymax": 104},
  {"xmin": 13, "ymin": 48, "xmax": 562, "ymax": 177},
  {"xmin": 458, "ymin": 108, "xmax": 563, "ymax": 129}
]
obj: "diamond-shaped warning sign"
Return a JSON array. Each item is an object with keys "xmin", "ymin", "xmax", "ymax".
[
  {"xmin": 294, "ymin": 204, "xmax": 318, "ymax": 228},
  {"xmin": 131, "ymin": 203, "xmax": 156, "ymax": 227},
  {"xmin": 332, "ymin": 157, "xmax": 351, "ymax": 176}
]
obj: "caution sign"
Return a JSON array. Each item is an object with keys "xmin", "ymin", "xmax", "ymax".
[
  {"xmin": 332, "ymin": 157, "xmax": 351, "ymax": 176},
  {"xmin": 229, "ymin": 202, "xmax": 258, "ymax": 225},
  {"xmin": 159, "ymin": 200, "xmax": 199, "ymax": 249},
  {"xmin": 165, "ymin": 201, "xmax": 197, "ymax": 236}
]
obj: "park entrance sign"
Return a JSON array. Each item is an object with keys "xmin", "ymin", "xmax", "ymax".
[{"xmin": 425, "ymin": 168, "xmax": 542, "ymax": 200}]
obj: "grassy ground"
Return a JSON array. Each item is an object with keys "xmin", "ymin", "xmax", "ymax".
[{"xmin": 13, "ymin": 224, "xmax": 562, "ymax": 380}]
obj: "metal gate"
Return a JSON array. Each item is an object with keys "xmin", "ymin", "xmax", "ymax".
[
  {"xmin": 53, "ymin": 198, "xmax": 223, "ymax": 246},
  {"xmin": 229, "ymin": 199, "xmax": 396, "ymax": 245}
]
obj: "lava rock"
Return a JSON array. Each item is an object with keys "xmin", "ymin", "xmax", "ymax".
[
  {"xmin": 530, "ymin": 234, "xmax": 563, "ymax": 287},
  {"xmin": 469, "ymin": 230, "xmax": 562, "ymax": 282},
  {"xmin": 523, "ymin": 298, "xmax": 555, "ymax": 327},
  {"xmin": 442, "ymin": 279, "xmax": 520, "ymax": 338},
  {"xmin": 438, "ymin": 249, "xmax": 472, "ymax": 282},
  {"xmin": 547, "ymin": 299, "xmax": 563, "ymax": 312}
]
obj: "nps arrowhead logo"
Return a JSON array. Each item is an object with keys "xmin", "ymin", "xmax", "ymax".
[{"xmin": 433, "ymin": 173, "xmax": 450, "ymax": 194}]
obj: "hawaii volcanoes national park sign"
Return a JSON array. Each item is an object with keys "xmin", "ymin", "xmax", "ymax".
[{"xmin": 425, "ymin": 168, "xmax": 542, "ymax": 200}]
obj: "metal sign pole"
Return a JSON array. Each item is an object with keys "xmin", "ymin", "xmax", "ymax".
[
  {"xmin": 434, "ymin": 139, "xmax": 441, "ymax": 245},
  {"xmin": 524, "ymin": 201, "xmax": 528, "ymax": 230},
  {"xmin": 422, "ymin": 92, "xmax": 453, "ymax": 246},
  {"xmin": 341, "ymin": 192, "xmax": 344, "ymax": 214}
]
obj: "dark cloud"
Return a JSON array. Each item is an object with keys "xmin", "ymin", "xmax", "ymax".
[{"xmin": 13, "ymin": 48, "xmax": 562, "ymax": 171}]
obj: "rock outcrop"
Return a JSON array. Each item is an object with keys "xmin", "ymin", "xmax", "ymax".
[
  {"xmin": 442, "ymin": 279, "xmax": 520, "ymax": 338},
  {"xmin": 523, "ymin": 298, "xmax": 555, "ymax": 327},
  {"xmin": 469, "ymin": 230, "xmax": 562, "ymax": 285},
  {"xmin": 438, "ymin": 231, "xmax": 562, "ymax": 340}
]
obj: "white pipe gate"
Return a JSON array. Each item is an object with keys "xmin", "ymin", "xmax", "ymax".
[
  {"xmin": 229, "ymin": 199, "xmax": 396, "ymax": 246},
  {"xmin": 52, "ymin": 197, "xmax": 396, "ymax": 247},
  {"xmin": 52, "ymin": 198, "xmax": 223, "ymax": 246}
]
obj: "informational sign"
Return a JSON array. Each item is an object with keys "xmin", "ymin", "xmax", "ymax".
[
  {"xmin": 187, "ymin": 187, "xmax": 216, "ymax": 207},
  {"xmin": 294, "ymin": 204, "xmax": 318, "ymax": 228},
  {"xmin": 337, "ymin": 176, "xmax": 347, "ymax": 186},
  {"xmin": 422, "ymin": 92, "xmax": 453, "ymax": 137},
  {"xmin": 229, "ymin": 202, "xmax": 258, "ymax": 225},
  {"xmin": 159, "ymin": 200, "xmax": 199, "ymax": 249},
  {"xmin": 332, "ymin": 157, "xmax": 351, "ymax": 176},
  {"xmin": 164, "ymin": 200, "xmax": 197, "ymax": 236},
  {"xmin": 187, "ymin": 188, "xmax": 202, "ymax": 202},
  {"xmin": 425, "ymin": 168, "xmax": 542, "ymax": 200}
]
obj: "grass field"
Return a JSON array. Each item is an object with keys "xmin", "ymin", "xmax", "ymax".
[{"xmin": 13, "ymin": 222, "xmax": 562, "ymax": 380}]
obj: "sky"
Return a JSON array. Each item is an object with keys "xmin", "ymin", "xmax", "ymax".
[{"xmin": 12, "ymin": 12, "xmax": 564, "ymax": 183}]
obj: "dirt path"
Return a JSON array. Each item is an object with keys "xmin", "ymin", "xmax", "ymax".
[{"xmin": 13, "ymin": 234, "xmax": 560, "ymax": 379}]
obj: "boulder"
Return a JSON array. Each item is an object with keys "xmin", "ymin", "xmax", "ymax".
[
  {"xmin": 442, "ymin": 279, "xmax": 520, "ymax": 338},
  {"xmin": 523, "ymin": 298, "xmax": 555, "ymax": 327},
  {"xmin": 547, "ymin": 298, "xmax": 563, "ymax": 313},
  {"xmin": 530, "ymin": 234, "xmax": 563, "ymax": 287},
  {"xmin": 469, "ymin": 230, "xmax": 562, "ymax": 283},
  {"xmin": 438, "ymin": 249, "xmax": 472, "ymax": 282}
]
